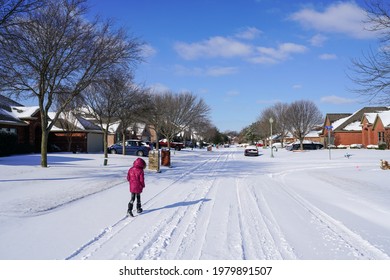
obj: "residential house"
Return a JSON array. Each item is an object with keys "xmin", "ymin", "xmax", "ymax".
[
  {"xmin": 321, "ymin": 107, "xmax": 390, "ymax": 148},
  {"xmin": 0, "ymin": 95, "xmax": 41, "ymax": 152},
  {"xmin": 0, "ymin": 95, "xmax": 106, "ymax": 154},
  {"xmin": 48, "ymin": 111, "xmax": 104, "ymax": 153},
  {"xmin": 108, "ymin": 121, "xmax": 157, "ymax": 146},
  {"xmin": 361, "ymin": 110, "xmax": 390, "ymax": 148}
]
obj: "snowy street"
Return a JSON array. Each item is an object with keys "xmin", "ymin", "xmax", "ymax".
[{"xmin": 1, "ymin": 147, "xmax": 390, "ymax": 260}]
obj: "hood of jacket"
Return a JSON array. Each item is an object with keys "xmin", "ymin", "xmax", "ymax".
[{"xmin": 133, "ymin": 158, "xmax": 146, "ymax": 169}]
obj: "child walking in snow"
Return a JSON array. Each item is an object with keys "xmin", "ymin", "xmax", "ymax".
[{"xmin": 127, "ymin": 158, "xmax": 146, "ymax": 216}]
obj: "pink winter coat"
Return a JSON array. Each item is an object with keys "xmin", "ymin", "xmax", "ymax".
[{"xmin": 127, "ymin": 158, "xmax": 146, "ymax": 194}]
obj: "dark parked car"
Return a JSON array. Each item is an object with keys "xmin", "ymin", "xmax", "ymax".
[
  {"xmin": 158, "ymin": 139, "xmax": 184, "ymax": 150},
  {"xmin": 107, "ymin": 140, "xmax": 150, "ymax": 156},
  {"xmin": 286, "ymin": 142, "xmax": 324, "ymax": 151}
]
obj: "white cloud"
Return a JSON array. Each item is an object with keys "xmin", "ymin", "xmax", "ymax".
[
  {"xmin": 148, "ymin": 83, "xmax": 171, "ymax": 94},
  {"xmin": 235, "ymin": 27, "xmax": 262, "ymax": 40},
  {"xmin": 174, "ymin": 36, "xmax": 252, "ymax": 60},
  {"xmin": 174, "ymin": 30, "xmax": 308, "ymax": 65},
  {"xmin": 251, "ymin": 42, "xmax": 308, "ymax": 64},
  {"xmin": 319, "ymin": 53, "xmax": 337, "ymax": 60},
  {"xmin": 309, "ymin": 34, "xmax": 328, "ymax": 47},
  {"xmin": 290, "ymin": 2, "xmax": 377, "ymax": 39},
  {"xmin": 206, "ymin": 66, "xmax": 238, "ymax": 76},
  {"xmin": 320, "ymin": 95, "xmax": 358, "ymax": 104},
  {"xmin": 292, "ymin": 84, "xmax": 303, "ymax": 90},
  {"xmin": 174, "ymin": 65, "xmax": 238, "ymax": 77},
  {"xmin": 141, "ymin": 44, "xmax": 157, "ymax": 58}
]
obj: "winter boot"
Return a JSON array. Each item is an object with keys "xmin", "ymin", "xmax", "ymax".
[
  {"xmin": 137, "ymin": 203, "xmax": 143, "ymax": 213},
  {"xmin": 127, "ymin": 202, "xmax": 134, "ymax": 216}
]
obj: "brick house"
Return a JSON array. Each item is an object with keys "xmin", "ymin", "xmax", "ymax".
[
  {"xmin": 48, "ymin": 111, "xmax": 104, "ymax": 153},
  {"xmin": 0, "ymin": 95, "xmax": 41, "ymax": 152},
  {"xmin": 321, "ymin": 107, "xmax": 390, "ymax": 148},
  {"xmin": 1, "ymin": 94, "xmax": 104, "ymax": 153},
  {"xmin": 1, "ymin": 95, "xmax": 158, "ymax": 154},
  {"xmin": 361, "ymin": 110, "xmax": 390, "ymax": 148}
]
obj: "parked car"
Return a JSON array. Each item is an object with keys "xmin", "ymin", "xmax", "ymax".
[
  {"xmin": 244, "ymin": 145, "xmax": 259, "ymax": 156},
  {"xmin": 286, "ymin": 141, "xmax": 324, "ymax": 151},
  {"xmin": 107, "ymin": 139, "xmax": 150, "ymax": 156},
  {"xmin": 158, "ymin": 139, "xmax": 184, "ymax": 150}
]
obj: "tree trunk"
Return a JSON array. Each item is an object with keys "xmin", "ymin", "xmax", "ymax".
[
  {"xmin": 122, "ymin": 131, "xmax": 126, "ymax": 155},
  {"xmin": 41, "ymin": 129, "xmax": 49, "ymax": 167},
  {"xmin": 103, "ymin": 130, "xmax": 108, "ymax": 159}
]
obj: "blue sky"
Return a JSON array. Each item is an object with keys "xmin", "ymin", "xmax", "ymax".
[{"xmin": 88, "ymin": 0, "xmax": 380, "ymax": 132}]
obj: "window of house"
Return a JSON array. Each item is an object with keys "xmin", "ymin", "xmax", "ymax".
[
  {"xmin": 1, "ymin": 128, "xmax": 17, "ymax": 134},
  {"xmin": 378, "ymin": 131, "xmax": 385, "ymax": 143}
]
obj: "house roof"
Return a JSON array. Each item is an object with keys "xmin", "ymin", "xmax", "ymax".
[
  {"xmin": 329, "ymin": 107, "xmax": 389, "ymax": 132},
  {"xmin": 0, "ymin": 108, "xmax": 27, "ymax": 126},
  {"xmin": 364, "ymin": 110, "xmax": 390, "ymax": 129},
  {"xmin": 376, "ymin": 111, "xmax": 390, "ymax": 127},
  {"xmin": 48, "ymin": 111, "xmax": 102, "ymax": 133},
  {"xmin": 0, "ymin": 94, "xmax": 23, "ymax": 110},
  {"xmin": 326, "ymin": 113, "xmax": 352, "ymax": 125},
  {"xmin": 0, "ymin": 95, "xmax": 32, "ymax": 126},
  {"xmin": 11, "ymin": 106, "xmax": 40, "ymax": 119}
]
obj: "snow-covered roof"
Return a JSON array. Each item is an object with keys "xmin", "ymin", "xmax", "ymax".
[
  {"xmin": 331, "ymin": 115, "xmax": 351, "ymax": 130},
  {"xmin": 378, "ymin": 111, "xmax": 390, "ymax": 126},
  {"xmin": 0, "ymin": 100, "xmax": 39, "ymax": 126},
  {"xmin": 11, "ymin": 106, "xmax": 40, "ymax": 119},
  {"xmin": 49, "ymin": 111, "xmax": 102, "ymax": 133},
  {"xmin": 0, "ymin": 95, "xmax": 38, "ymax": 126},
  {"xmin": 108, "ymin": 121, "xmax": 121, "ymax": 133},
  {"xmin": 343, "ymin": 121, "xmax": 361, "ymax": 131},
  {"xmin": 305, "ymin": 130, "xmax": 321, "ymax": 137},
  {"xmin": 363, "ymin": 113, "xmax": 377, "ymax": 124},
  {"xmin": 330, "ymin": 107, "xmax": 389, "ymax": 132}
]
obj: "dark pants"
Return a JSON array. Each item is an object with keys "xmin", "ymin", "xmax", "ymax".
[{"xmin": 128, "ymin": 193, "xmax": 141, "ymax": 211}]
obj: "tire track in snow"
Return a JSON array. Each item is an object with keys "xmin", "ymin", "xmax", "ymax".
[
  {"xmin": 250, "ymin": 179, "xmax": 297, "ymax": 259},
  {"xmin": 174, "ymin": 151, "xmax": 236, "ymax": 259},
  {"xmin": 274, "ymin": 172, "xmax": 390, "ymax": 260},
  {"xmin": 66, "ymin": 151, "xmax": 230, "ymax": 260},
  {"xmin": 129, "ymin": 151, "xmax": 232, "ymax": 259},
  {"xmin": 235, "ymin": 176, "xmax": 297, "ymax": 259}
]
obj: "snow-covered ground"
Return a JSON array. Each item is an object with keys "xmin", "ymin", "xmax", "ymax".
[{"xmin": 1, "ymin": 146, "xmax": 390, "ymax": 260}]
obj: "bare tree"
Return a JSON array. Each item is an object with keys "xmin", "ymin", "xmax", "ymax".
[
  {"xmin": 81, "ymin": 69, "xmax": 132, "ymax": 162},
  {"xmin": 147, "ymin": 90, "xmax": 210, "ymax": 166},
  {"xmin": 0, "ymin": 0, "xmax": 143, "ymax": 167},
  {"xmin": 349, "ymin": 0, "xmax": 390, "ymax": 104},
  {"xmin": 160, "ymin": 91, "xmax": 210, "ymax": 149},
  {"xmin": 272, "ymin": 102, "xmax": 290, "ymax": 147},
  {"xmin": 0, "ymin": 0, "xmax": 42, "ymax": 28},
  {"xmin": 255, "ymin": 106, "xmax": 275, "ymax": 145},
  {"xmin": 116, "ymin": 81, "xmax": 151, "ymax": 155},
  {"xmin": 186, "ymin": 116, "xmax": 212, "ymax": 147},
  {"xmin": 54, "ymin": 94, "xmax": 84, "ymax": 152},
  {"xmin": 286, "ymin": 100, "xmax": 323, "ymax": 150}
]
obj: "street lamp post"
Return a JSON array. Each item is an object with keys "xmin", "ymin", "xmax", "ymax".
[
  {"xmin": 269, "ymin": 117, "xmax": 274, "ymax": 158},
  {"xmin": 325, "ymin": 125, "xmax": 333, "ymax": 160}
]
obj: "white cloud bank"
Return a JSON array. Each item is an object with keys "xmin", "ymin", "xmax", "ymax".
[{"xmin": 289, "ymin": 2, "xmax": 377, "ymax": 39}]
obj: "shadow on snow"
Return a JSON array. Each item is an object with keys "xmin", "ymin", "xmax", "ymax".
[{"xmin": 142, "ymin": 198, "xmax": 211, "ymax": 215}]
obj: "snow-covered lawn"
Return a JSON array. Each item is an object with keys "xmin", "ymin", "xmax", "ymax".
[{"xmin": 1, "ymin": 146, "xmax": 390, "ymax": 260}]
